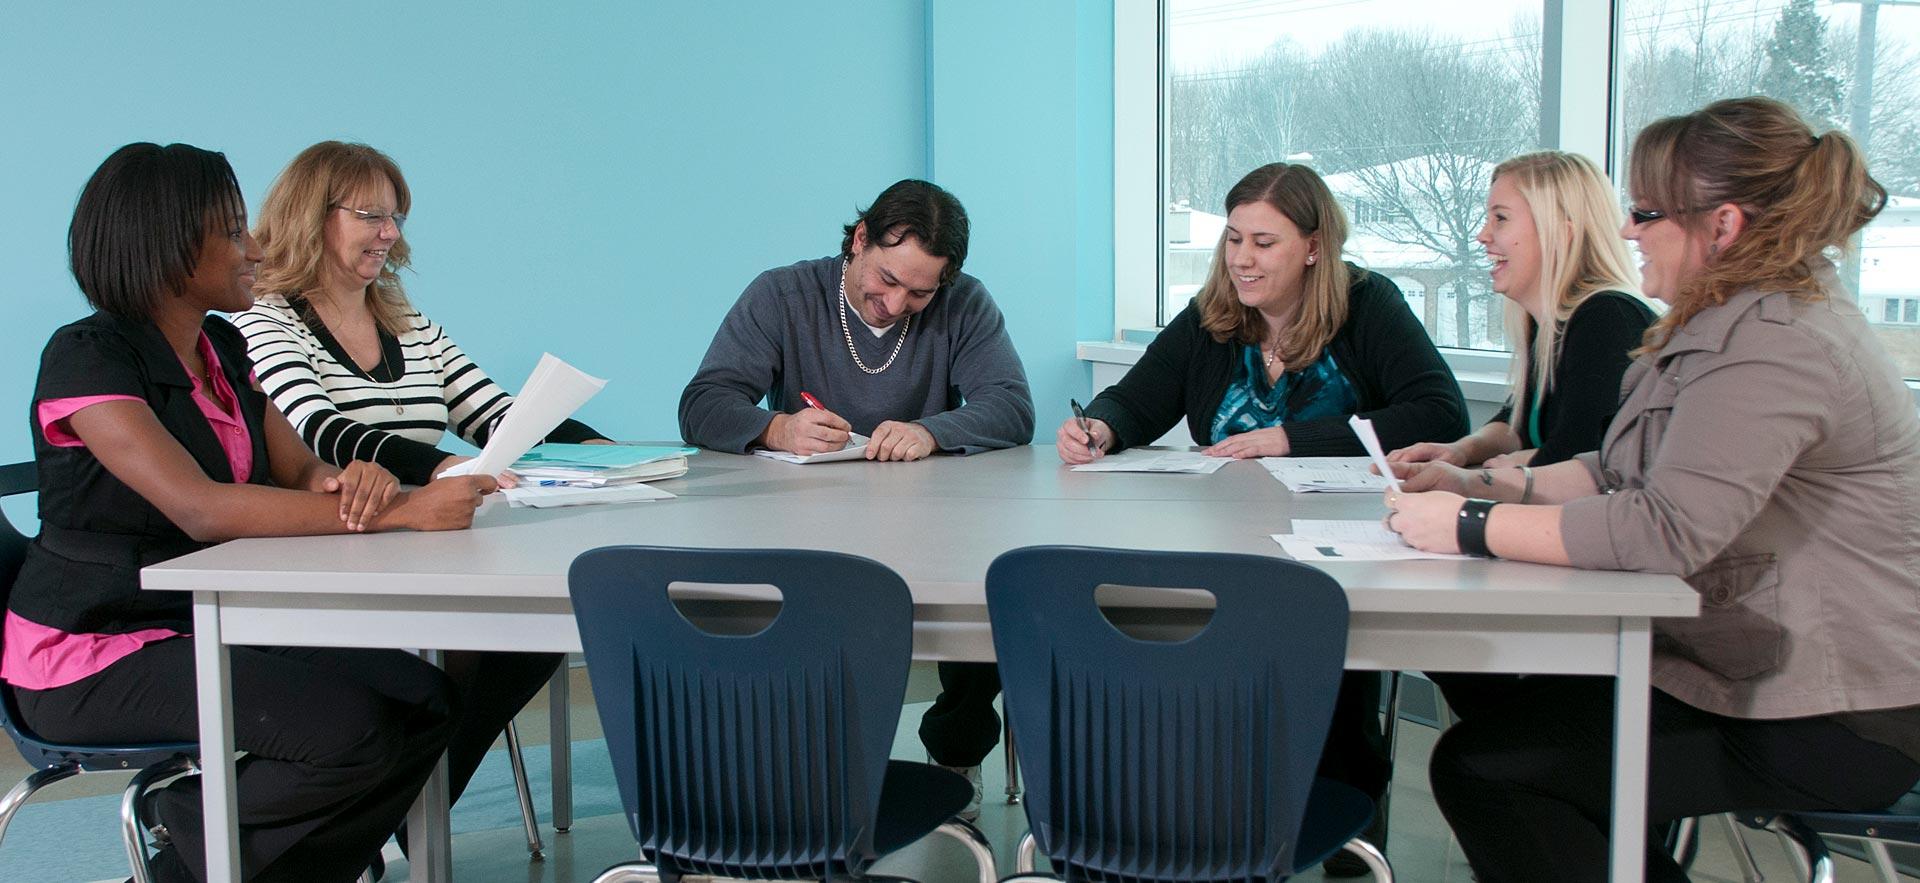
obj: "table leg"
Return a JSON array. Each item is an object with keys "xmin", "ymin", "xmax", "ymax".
[
  {"xmin": 1609, "ymin": 617, "xmax": 1653, "ymax": 883},
  {"xmin": 407, "ymin": 649, "xmax": 454, "ymax": 882},
  {"xmin": 549, "ymin": 662, "xmax": 573, "ymax": 832},
  {"xmin": 193, "ymin": 592, "xmax": 242, "ymax": 883}
]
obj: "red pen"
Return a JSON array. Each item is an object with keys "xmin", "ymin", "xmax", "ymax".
[{"xmin": 800, "ymin": 391, "xmax": 827, "ymax": 411}]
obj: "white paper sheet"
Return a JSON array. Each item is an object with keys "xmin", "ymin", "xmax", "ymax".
[
  {"xmin": 1347, "ymin": 414, "xmax": 1403, "ymax": 493},
  {"xmin": 751, "ymin": 434, "xmax": 871, "ymax": 464},
  {"xmin": 1069, "ymin": 449, "xmax": 1232, "ymax": 474},
  {"xmin": 1260, "ymin": 456, "xmax": 1396, "ymax": 493},
  {"xmin": 441, "ymin": 354, "xmax": 606, "ymax": 479},
  {"xmin": 501, "ymin": 483, "xmax": 674, "ymax": 508},
  {"xmin": 1272, "ymin": 519, "xmax": 1473, "ymax": 561}
]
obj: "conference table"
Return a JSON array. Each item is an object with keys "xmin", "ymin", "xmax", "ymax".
[{"xmin": 143, "ymin": 445, "xmax": 1698, "ymax": 883}]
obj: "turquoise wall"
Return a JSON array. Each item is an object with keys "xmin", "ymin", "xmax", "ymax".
[{"xmin": 0, "ymin": 1, "xmax": 1113, "ymax": 468}]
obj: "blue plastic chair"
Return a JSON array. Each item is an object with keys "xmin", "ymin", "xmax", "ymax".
[
  {"xmin": 0, "ymin": 461, "xmax": 198, "ymax": 883},
  {"xmin": 985, "ymin": 545, "xmax": 1392, "ymax": 882},
  {"xmin": 568, "ymin": 545, "xmax": 997, "ymax": 883}
]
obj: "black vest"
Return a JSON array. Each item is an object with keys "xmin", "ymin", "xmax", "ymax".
[{"xmin": 10, "ymin": 313, "xmax": 273, "ymax": 634}]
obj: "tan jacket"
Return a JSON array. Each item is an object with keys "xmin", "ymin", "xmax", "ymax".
[{"xmin": 1562, "ymin": 266, "xmax": 1920, "ymax": 719}]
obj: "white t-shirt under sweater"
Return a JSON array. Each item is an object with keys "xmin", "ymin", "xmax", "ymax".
[{"xmin": 235, "ymin": 294, "xmax": 598, "ymax": 484}]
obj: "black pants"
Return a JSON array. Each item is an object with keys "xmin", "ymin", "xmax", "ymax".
[
  {"xmin": 1428, "ymin": 675, "xmax": 1920, "ymax": 883},
  {"xmin": 16, "ymin": 637, "xmax": 455, "ymax": 883},
  {"xmin": 918, "ymin": 662, "xmax": 1393, "ymax": 802},
  {"xmin": 437, "ymin": 650, "xmax": 563, "ymax": 805}
]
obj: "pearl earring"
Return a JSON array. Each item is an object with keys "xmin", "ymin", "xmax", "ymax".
[{"xmin": 1306, "ymin": 255, "xmax": 1317, "ymax": 265}]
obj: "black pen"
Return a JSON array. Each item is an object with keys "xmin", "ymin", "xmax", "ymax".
[{"xmin": 1069, "ymin": 398, "xmax": 1098, "ymax": 457}]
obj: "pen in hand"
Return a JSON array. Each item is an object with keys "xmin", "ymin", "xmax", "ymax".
[
  {"xmin": 800, "ymin": 391, "xmax": 828, "ymax": 412},
  {"xmin": 1070, "ymin": 398, "xmax": 1098, "ymax": 457}
]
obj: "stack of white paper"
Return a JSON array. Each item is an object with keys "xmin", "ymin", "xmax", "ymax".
[
  {"xmin": 753, "ymin": 434, "xmax": 870, "ymax": 465},
  {"xmin": 1260, "ymin": 457, "xmax": 1395, "ymax": 493},
  {"xmin": 443, "ymin": 354, "xmax": 607, "ymax": 478},
  {"xmin": 511, "ymin": 444, "xmax": 694, "ymax": 486},
  {"xmin": 502, "ymin": 483, "xmax": 675, "ymax": 509},
  {"xmin": 1069, "ymin": 450, "xmax": 1232, "ymax": 474},
  {"xmin": 1272, "ymin": 520, "xmax": 1472, "ymax": 562}
]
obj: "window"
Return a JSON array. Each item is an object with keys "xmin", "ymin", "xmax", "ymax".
[
  {"xmin": 1162, "ymin": 0, "xmax": 1549, "ymax": 352},
  {"xmin": 1136, "ymin": 0, "xmax": 1920, "ymax": 382},
  {"xmin": 1616, "ymin": 0, "xmax": 1920, "ymax": 379},
  {"xmin": 1884, "ymin": 296, "xmax": 1920, "ymax": 325}
]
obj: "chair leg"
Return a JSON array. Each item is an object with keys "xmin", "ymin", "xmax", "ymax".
[
  {"xmin": 121, "ymin": 755, "xmax": 197, "ymax": 883},
  {"xmin": 1668, "ymin": 815, "xmax": 1699, "ymax": 864},
  {"xmin": 549, "ymin": 661, "xmax": 573, "ymax": 832},
  {"xmin": 590, "ymin": 861, "xmax": 661, "ymax": 883},
  {"xmin": 1016, "ymin": 830, "xmax": 1039, "ymax": 873},
  {"xmin": 0, "ymin": 764, "xmax": 81, "ymax": 850},
  {"xmin": 1717, "ymin": 813, "xmax": 1765, "ymax": 883},
  {"xmin": 1866, "ymin": 839, "xmax": 1901, "ymax": 883},
  {"xmin": 1003, "ymin": 716, "xmax": 1021, "ymax": 805},
  {"xmin": 503, "ymin": 721, "xmax": 545, "ymax": 860},
  {"xmin": 1342, "ymin": 837, "xmax": 1395, "ymax": 882},
  {"xmin": 1765, "ymin": 815, "xmax": 1834, "ymax": 883},
  {"xmin": 935, "ymin": 818, "xmax": 998, "ymax": 883}
]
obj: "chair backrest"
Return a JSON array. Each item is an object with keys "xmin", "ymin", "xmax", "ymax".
[
  {"xmin": 0, "ymin": 461, "xmax": 33, "ymax": 608},
  {"xmin": 568, "ymin": 545, "xmax": 914, "ymax": 880},
  {"xmin": 987, "ymin": 545, "xmax": 1351, "ymax": 882}
]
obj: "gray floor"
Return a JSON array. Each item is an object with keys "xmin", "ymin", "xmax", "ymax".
[
  {"xmin": 369, "ymin": 666, "xmax": 1893, "ymax": 883},
  {"xmin": 15, "ymin": 663, "xmax": 1897, "ymax": 882}
]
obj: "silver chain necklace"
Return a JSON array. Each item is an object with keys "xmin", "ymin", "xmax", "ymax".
[{"xmin": 838, "ymin": 258, "xmax": 909, "ymax": 375}]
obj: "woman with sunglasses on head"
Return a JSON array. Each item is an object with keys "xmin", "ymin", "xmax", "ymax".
[
  {"xmin": 233, "ymin": 140, "xmax": 611, "ymax": 835},
  {"xmin": 3, "ymin": 142, "xmax": 496, "ymax": 882},
  {"xmin": 1387, "ymin": 97, "xmax": 1920, "ymax": 882}
]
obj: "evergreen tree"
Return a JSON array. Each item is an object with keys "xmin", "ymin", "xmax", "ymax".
[{"xmin": 1761, "ymin": 0, "xmax": 1846, "ymax": 127}]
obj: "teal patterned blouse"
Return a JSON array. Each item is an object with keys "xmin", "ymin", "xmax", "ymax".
[{"xmin": 1210, "ymin": 344, "xmax": 1359, "ymax": 444}]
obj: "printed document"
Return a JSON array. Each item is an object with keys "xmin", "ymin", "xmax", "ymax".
[
  {"xmin": 753, "ymin": 434, "xmax": 871, "ymax": 464},
  {"xmin": 1069, "ymin": 449, "xmax": 1232, "ymax": 474},
  {"xmin": 443, "ymin": 354, "xmax": 606, "ymax": 478},
  {"xmin": 1261, "ymin": 456, "xmax": 1395, "ymax": 493},
  {"xmin": 1272, "ymin": 519, "xmax": 1473, "ymax": 561},
  {"xmin": 1347, "ymin": 414, "xmax": 1403, "ymax": 493}
]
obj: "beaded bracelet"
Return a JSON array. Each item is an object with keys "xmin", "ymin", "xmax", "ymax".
[{"xmin": 1456, "ymin": 498, "xmax": 1499, "ymax": 558}]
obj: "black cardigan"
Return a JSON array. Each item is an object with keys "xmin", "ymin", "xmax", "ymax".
[
  {"xmin": 1086, "ymin": 267, "xmax": 1468, "ymax": 455},
  {"xmin": 1489, "ymin": 290, "xmax": 1655, "ymax": 467}
]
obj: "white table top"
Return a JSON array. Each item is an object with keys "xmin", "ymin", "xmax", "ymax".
[{"xmin": 144, "ymin": 446, "xmax": 1697, "ymax": 619}]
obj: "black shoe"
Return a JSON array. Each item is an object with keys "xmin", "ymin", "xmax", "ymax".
[{"xmin": 1322, "ymin": 809, "xmax": 1388, "ymax": 878}]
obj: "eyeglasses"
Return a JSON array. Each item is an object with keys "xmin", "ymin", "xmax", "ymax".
[{"xmin": 332, "ymin": 204, "xmax": 407, "ymax": 231}]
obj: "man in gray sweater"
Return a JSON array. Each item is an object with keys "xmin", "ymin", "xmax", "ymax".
[
  {"xmin": 678, "ymin": 179, "xmax": 1034, "ymax": 459},
  {"xmin": 678, "ymin": 180, "xmax": 1032, "ymax": 818}
]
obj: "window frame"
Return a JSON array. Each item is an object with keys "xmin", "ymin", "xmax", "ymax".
[{"xmin": 1113, "ymin": 0, "xmax": 1920, "ymax": 404}]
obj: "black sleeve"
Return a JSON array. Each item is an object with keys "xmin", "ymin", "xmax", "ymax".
[
  {"xmin": 544, "ymin": 418, "xmax": 605, "ymax": 444},
  {"xmin": 36, "ymin": 325, "xmax": 147, "ymax": 402},
  {"xmin": 1083, "ymin": 303, "xmax": 1207, "ymax": 453},
  {"xmin": 1530, "ymin": 292, "xmax": 1655, "ymax": 466},
  {"xmin": 1283, "ymin": 272, "xmax": 1470, "ymax": 455}
]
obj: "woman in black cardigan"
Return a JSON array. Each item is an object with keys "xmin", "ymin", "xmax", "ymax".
[
  {"xmin": 1057, "ymin": 163, "xmax": 1467, "ymax": 876},
  {"xmin": 1061, "ymin": 164, "xmax": 1465, "ymax": 460}
]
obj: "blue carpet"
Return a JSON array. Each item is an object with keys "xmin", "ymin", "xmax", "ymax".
[{"xmin": 0, "ymin": 738, "xmax": 623, "ymax": 882}]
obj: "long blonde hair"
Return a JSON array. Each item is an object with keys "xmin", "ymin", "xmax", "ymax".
[
  {"xmin": 1196, "ymin": 163, "xmax": 1357, "ymax": 367},
  {"xmin": 253, "ymin": 141, "xmax": 416, "ymax": 336},
  {"xmin": 1492, "ymin": 152, "xmax": 1642, "ymax": 397},
  {"xmin": 1629, "ymin": 97, "xmax": 1884, "ymax": 351}
]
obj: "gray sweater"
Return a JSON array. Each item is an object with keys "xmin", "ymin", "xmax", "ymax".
[{"xmin": 678, "ymin": 256, "xmax": 1035, "ymax": 454}]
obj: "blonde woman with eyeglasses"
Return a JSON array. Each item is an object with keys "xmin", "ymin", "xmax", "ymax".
[{"xmin": 234, "ymin": 141, "xmax": 614, "ymax": 841}]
